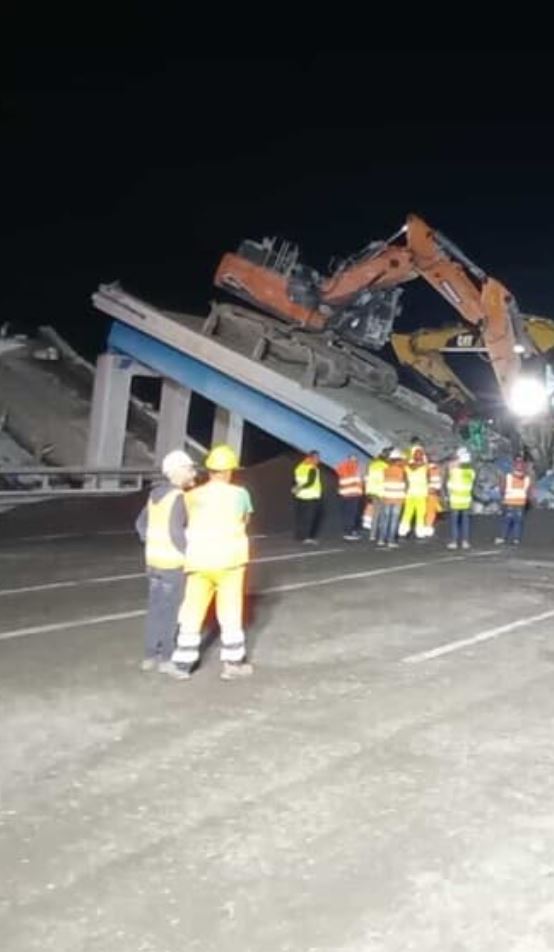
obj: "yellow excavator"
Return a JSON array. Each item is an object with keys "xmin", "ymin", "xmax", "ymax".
[{"xmin": 391, "ymin": 316, "xmax": 554, "ymax": 416}]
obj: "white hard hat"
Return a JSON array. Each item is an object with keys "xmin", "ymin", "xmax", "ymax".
[
  {"xmin": 456, "ymin": 447, "xmax": 471, "ymax": 463},
  {"xmin": 162, "ymin": 449, "xmax": 194, "ymax": 477},
  {"xmin": 389, "ymin": 448, "xmax": 405, "ymax": 460}
]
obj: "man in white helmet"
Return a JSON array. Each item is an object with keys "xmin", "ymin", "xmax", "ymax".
[
  {"xmin": 135, "ymin": 449, "xmax": 196, "ymax": 675},
  {"xmin": 446, "ymin": 447, "xmax": 476, "ymax": 550}
]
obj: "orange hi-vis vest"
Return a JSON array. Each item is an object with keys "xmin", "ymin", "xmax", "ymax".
[
  {"xmin": 428, "ymin": 462, "xmax": 442, "ymax": 492},
  {"xmin": 383, "ymin": 462, "xmax": 406, "ymax": 504},
  {"xmin": 504, "ymin": 473, "xmax": 530, "ymax": 507},
  {"xmin": 335, "ymin": 458, "xmax": 363, "ymax": 497}
]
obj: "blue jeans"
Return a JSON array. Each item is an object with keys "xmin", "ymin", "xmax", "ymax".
[
  {"xmin": 145, "ymin": 568, "xmax": 185, "ymax": 660},
  {"xmin": 377, "ymin": 504, "xmax": 402, "ymax": 544},
  {"xmin": 449, "ymin": 509, "xmax": 470, "ymax": 545},
  {"xmin": 501, "ymin": 506, "xmax": 524, "ymax": 542}
]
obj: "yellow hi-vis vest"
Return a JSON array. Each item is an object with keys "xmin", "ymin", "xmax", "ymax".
[
  {"xmin": 405, "ymin": 464, "xmax": 429, "ymax": 499},
  {"xmin": 504, "ymin": 473, "xmax": 530, "ymax": 506},
  {"xmin": 294, "ymin": 460, "xmax": 322, "ymax": 500},
  {"xmin": 447, "ymin": 465, "xmax": 476, "ymax": 510},
  {"xmin": 145, "ymin": 489, "xmax": 185, "ymax": 569},
  {"xmin": 184, "ymin": 481, "xmax": 250, "ymax": 572},
  {"xmin": 365, "ymin": 458, "xmax": 387, "ymax": 497}
]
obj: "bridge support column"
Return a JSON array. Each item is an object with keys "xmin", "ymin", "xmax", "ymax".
[
  {"xmin": 212, "ymin": 405, "xmax": 244, "ymax": 461},
  {"xmin": 86, "ymin": 353, "xmax": 132, "ymax": 468},
  {"xmin": 155, "ymin": 379, "xmax": 192, "ymax": 464}
]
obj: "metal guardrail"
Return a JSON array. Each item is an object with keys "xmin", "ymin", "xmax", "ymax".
[{"xmin": 0, "ymin": 467, "xmax": 159, "ymax": 500}]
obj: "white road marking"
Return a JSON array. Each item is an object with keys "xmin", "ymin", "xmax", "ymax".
[
  {"xmin": 3, "ymin": 529, "xmax": 268, "ymax": 544},
  {"xmin": 255, "ymin": 547, "xmax": 343, "ymax": 564},
  {"xmin": 0, "ymin": 611, "xmax": 147, "ymax": 642},
  {"xmin": 0, "ymin": 548, "xmax": 344, "ymax": 597},
  {"xmin": 0, "ymin": 573, "xmax": 144, "ymax": 597},
  {"xmin": 403, "ymin": 607, "xmax": 554, "ymax": 664},
  {"xmin": 0, "ymin": 550, "xmax": 496, "ymax": 642},
  {"xmin": 258, "ymin": 553, "xmax": 470, "ymax": 594}
]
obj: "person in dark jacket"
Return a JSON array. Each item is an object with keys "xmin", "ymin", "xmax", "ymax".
[{"xmin": 135, "ymin": 449, "xmax": 196, "ymax": 677}]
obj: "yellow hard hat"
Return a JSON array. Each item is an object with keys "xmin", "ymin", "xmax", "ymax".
[{"xmin": 205, "ymin": 444, "xmax": 239, "ymax": 471}]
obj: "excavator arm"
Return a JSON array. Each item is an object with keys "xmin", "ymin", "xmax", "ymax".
[
  {"xmin": 404, "ymin": 215, "xmax": 526, "ymax": 400},
  {"xmin": 215, "ymin": 214, "xmax": 544, "ymax": 414}
]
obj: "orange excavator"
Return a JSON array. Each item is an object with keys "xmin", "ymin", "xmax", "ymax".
[{"xmin": 215, "ymin": 214, "xmax": 544, "ymax": 418}]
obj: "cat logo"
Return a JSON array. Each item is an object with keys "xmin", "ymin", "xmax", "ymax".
[{"xmin": 455, "ymin": 333, "xmax": 475, "ymax": 348}]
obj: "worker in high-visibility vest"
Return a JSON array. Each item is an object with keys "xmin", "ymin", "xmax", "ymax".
[
  {"xmin": 364, "ymin": 448, "xmax": 390, "ymax": 541},
  {"xmin": 398, "ymin": 446, "xmax": 429, "ymax": 540},
  {"xmin": 494, "ymin": 456, "xmax": 532, "ymax": 545},
  {"xmin": 446, "ymin": 447, "xmax": 476, "ymax": 550},
  {"xmin": 172, "ymin": 444, "xmax": 254, "ymax": 681},
  {"xmin": 376, "ymin": 448, "xmax": 407, "ymax": 548},
  {"xmin": 135, "ymin": 449, "xmax": 196, "ymax": 676},
  {"xmin": 424, "ymin": 455, "xmax": 443, "ymax": 537},
  {"xmin": 292, "ymin": 450, "xmax": 322, "ymax": 544},
  {"xmin": 335, "ymin": 454, "xmax": 364, "ymax": 540}
]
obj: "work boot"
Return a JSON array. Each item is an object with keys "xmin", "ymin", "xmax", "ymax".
[
  {"xmin": 302, "ymin": 538, "xmax": 318, "ymax": 545},
  {"xmin": 494, "ymin": 537, "xmax": 505, "ymax": 545},
  {"xmin": 220, "ymin": 661, "xmax": 254, "ymax": 681},
  {"xmin": 376, "ymin": 540, "xmax": 386, "ymax": 548},
  {"xmin": 343, "ymin": 534, "xmax": 359, "ymax": 542},
  {"xmin": 446, "ymin": 541, "xmax": 458, "ymax": 550},
  {"xmin": 140, "ymin": 657, "xmax": 158, "ymax": 672},
  {"xmin": 158, "ymin": 660, "xmax": 192, "ymax": 680},
  {"xmin": 511, "ymin": 539, "xmax": 521, "ymax": 546},
  {"xmin": 387, "ymin": 542, "xmax": 399, "ymax": 549},
  {"xmin": 461, "ymin": 541, "xmax": 471, "ymax": 550}
]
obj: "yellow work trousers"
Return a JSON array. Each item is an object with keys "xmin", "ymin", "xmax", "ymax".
[
  {"xmin": 173, "ymin": 566, "xmax": 246, "ymax": 666},
  {"xmin": 399, "ymin": 496, "xmax": 427, "ymax": 538}
]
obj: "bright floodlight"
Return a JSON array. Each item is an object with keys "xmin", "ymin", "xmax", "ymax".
[{"xmin": 509, "ymin": 376, "xmax": 549, "ymax": 417}]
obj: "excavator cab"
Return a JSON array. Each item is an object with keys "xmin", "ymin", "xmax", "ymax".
[{"xmin": 327, "ymin": 287, "xmax": 403, "ymax": 350}]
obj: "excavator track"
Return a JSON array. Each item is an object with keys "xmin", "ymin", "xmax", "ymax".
[{"xmin": 207, "ymin": 303, "xmax": 399, "ymax": 396}]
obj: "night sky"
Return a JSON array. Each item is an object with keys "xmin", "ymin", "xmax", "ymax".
[{"xmin": 3, "ymin": 42, "xmax": 554, "ymax": 377}]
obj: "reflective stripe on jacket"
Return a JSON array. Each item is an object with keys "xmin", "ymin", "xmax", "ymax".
[
  {"xmin": 504, "ymin": 473, "xmax": 530, "ymax": 507},
  {"xmin": 447, "ymin": 465, "xmax": 476, "ymax": 510},
  {"xmin": 335, "ymin": 459, "xmax": 363, "ymax": 497},
  {"xmin": 145, "ymin": 488, "xmax": 186, "ymax": 569},
  {"xmin": 365, "ymin": 459, "xmax": 387, "ymax": 497},
  {"xmin": 428, "ymin": 463, "xmax": 442, "ymax": 492},
  {"xmin": 383, "ymin": 462, "xmax": 406, "ymax": 503}
]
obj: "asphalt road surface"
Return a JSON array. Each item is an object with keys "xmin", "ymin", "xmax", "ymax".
[{"xmin": 2, "ymin": 509, "xmax": 554, "ymax": 951}]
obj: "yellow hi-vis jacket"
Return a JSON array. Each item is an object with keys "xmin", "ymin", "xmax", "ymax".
[
  {"xmin": 405, "ymin": 464, "xmax": 429, "ymax": 499},
  {"xmin": 145, "ymin": 489, "xmax": 186, "ymax": 570},
  {"xmin": 184, "ymin": 480, "xmax": 253, "ymax": 572},
  {"xmin": 294, "ymin": 460, "xmax": 322, "ymax": 500},
  {"xmin": 365, "ymin": 458, "xmax": 387, "ymax": 497},
  {"xmin": 447, "ymin": 465, "xmax": 476, "ymax": 510}
]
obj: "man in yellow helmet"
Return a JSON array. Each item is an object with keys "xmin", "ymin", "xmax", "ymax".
[
  {"xmin": 172, "ymin": 444, "xmax": 254, "ymax": 680},
  {"xmin": 135, "ymin": 449, "xmax": 196, "ymax": 676}
]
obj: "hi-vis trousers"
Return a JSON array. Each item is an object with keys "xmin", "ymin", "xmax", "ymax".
[
  {"xmin": 398, "ymin": 496, "xmax": 427, "ymax": 538},
  {"xmin": 172, "ymin": 566, "xmax": 246, "ymax": 667}
]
